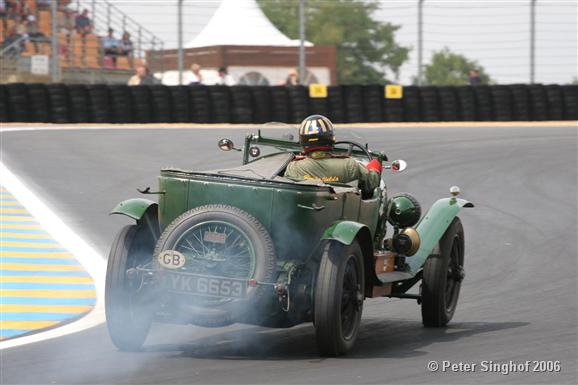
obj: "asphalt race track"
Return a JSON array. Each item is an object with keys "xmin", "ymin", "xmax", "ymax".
[{"xmin": 1, "ymin": 124, "xmax": 576, "ymax": 384}]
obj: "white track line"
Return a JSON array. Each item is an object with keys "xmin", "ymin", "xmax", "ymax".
[{"xmin": 0, "ymin": 162, "xmax": 106, "ymax": 350}]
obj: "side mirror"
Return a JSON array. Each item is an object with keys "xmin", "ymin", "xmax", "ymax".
[
  {"xmin": 218, "ymin": 138, "xmax": 235, "ymax": 151},
  {"xmin": 390, "ymin": 160, "xmax": 407, "ymax": 173}
]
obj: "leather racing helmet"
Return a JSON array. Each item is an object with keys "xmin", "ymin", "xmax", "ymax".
[{"xmin": 298, "ymin": 115, "xmax": 335, "ymax": 151}]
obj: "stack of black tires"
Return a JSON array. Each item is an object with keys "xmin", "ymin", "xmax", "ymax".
[{"xmin": 1, "ymin": 83, "xmax": 576, "ymax": 124}]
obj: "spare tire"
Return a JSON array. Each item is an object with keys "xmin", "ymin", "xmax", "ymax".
[{"xmin": 153, "ymin": 204, "xmax": 276, "ymax": 327}]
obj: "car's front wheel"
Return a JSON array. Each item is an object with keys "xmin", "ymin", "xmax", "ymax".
[
  {"xmin": 421, "ymin": 217, "xmax": 465, "ymax": 327},
  {"xmin": 314, "ymin": 240, "xmax": 365, "ymax": 356}
]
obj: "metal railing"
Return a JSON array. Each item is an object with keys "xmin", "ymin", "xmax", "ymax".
[{"xmin": 76, "ymin": 0, "xmax": 165, "ymax": 71}]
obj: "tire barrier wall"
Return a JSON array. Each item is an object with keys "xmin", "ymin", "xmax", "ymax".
[{"xmin": 1, "ymin": 83, "xmax": 576, "ymax": 123}]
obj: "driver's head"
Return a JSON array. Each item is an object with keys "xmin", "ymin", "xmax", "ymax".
[{"xmin": 299, "ymin": 115, "xmax": 335, "ymax": 153}]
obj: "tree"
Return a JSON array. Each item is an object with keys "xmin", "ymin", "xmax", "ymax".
[
  {"xmin": 421, "ymin": 48, "xmax": 492, "ymax": 86},
  {"xmin": 257, "ymin": 0, "xmax": 409, "ymax": 84}
]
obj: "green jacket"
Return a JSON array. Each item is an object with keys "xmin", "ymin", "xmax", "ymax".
[{"xmin": 284, "ymin": 151, "xmax": 381, "ymax": 196}]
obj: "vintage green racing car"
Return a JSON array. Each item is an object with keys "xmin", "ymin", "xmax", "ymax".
[{"xmin": 105, "ymin": 130, "xmax": 474, "ymax": 356}]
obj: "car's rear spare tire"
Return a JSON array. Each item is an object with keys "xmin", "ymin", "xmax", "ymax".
[
  {"xmin": 106, "ymin": 224, "xmax": 155, "ymax": 351},
  {"xmin": 154, "ymin": 205, "xmax": 276, "ymax": 327},
  {"xmin": 421, "ymin": 217, "xmax": 465, "ymax": 327}
]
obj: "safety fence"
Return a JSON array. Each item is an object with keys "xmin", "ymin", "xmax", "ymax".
[{"xmin": 0, "ymin": 83, "xmax": 576, "ymax": 124}]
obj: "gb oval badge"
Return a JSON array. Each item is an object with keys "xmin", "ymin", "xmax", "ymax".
[{"xmin": 157, "ymin": 250, "xmax": 186, "ymax": 269}]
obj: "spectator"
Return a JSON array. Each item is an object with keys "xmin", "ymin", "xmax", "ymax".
[
  {"xmin": 75, "ymin": 8, "xmax": 92, "ymax": 36},
  {"xmin": 0, "ymin": 0, "xmax": 7, "ymax": 31},
  {"xmin": 102, "ymin": 28, "xmax": 119, "ymax": 67},
  {"xmin": 59, "ymin": 8, "xmax": 75, "ymax": 62},
  {"xmin": 15, "ymin": 13, "xmax": 26, "ymax": 35},
  {"xmin": 128, "ymin": 65, "xmax": 156, "ymax": 86},
  {"xmin": 187, "ymin": 63, "xmax": 203, "ymax": 85},
  {"xmin": 1, "ymin": 27, "xmax": 23, "ymax": 55},
  {"xmin": 5, "ymin": 0, "xmax": 20, "ymax": 21},
  {"xmin": 118, "ymin": 31, "xmax": 134, "ymax": 67},
  {"xmin": 217, "ymin": 66, "xmax": 235, "ymax": 86},
  {"xmin": 285, "ymin": 68, "xmax": 299, "ymax": 86},
  {"xmin": 26, "ymin": 14, "xmax": 49, "ymax": 53},
  {"xmin": 468, "ymin": 69, "xmax": 481, "ymax": 85},
  {"xmin": 37, "ymin": 0, "xmax": 51, "ymax": 9},
  {"xmin": 59, "ymin": 8, "xmax": 75, "ymax": 34}
]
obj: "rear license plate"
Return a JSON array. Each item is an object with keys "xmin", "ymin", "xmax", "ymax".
[{"xmin": 162, "ymin": 271, "xmax": 247, "ymax": 299}]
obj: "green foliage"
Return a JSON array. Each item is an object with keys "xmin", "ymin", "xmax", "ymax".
[
  {"xmin": 257, "ymin": 0, "xmax": 410, "ymax": 84},
  {"xmin": 421, "ymin": 48, "xmax": 492, "ymax": 86}
]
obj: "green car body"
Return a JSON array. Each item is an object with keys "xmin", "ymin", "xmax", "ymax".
[{"xmin": 107, "ymin": 131, "xmax": 473, "ymax": 353}]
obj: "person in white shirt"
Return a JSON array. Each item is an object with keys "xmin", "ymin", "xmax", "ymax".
[
  {"xmin": 217, "ymin": 66, "xmax": 235, "ymax": 86},
  {"xmin": 187, "ymin": 63, "xmax": 203, "ymax": 85}
]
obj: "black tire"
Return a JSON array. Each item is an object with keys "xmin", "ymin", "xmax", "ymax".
[
  {"xmin": 473, "ymin": 86, "xmax": 494, "ymax": 121},
  {"xmin": 208, "ymin": 85, "xmax": 232, "ymax": 123},
  {"xmin": 421, "ymin": 217, "xmax": 465, "ymax": 327},
  {"xmin": 561, "ymin": 85, "xmax": 578, "ymax": 120},
  {"xmin": 169, "ymin": 86, "xmax": 191, "ymax": 122},
  {"xmin": 153, "ymin": 204, "xmax": 276, "ymax": 327},
  {"xmin": 87, "ymin": 85, "xmax": 111, "ymax": 123},
  {"xmin": 270, "ymin": 86, "xmax": 290, "ymax": 123},
  {"xmin": 456, "ymin": 86, "xmax": 477, "ymax": 122},
  {"xmin": 130, "ymin": 86, "xmax": 153, "ymax": 123},
  {"xmin": 148, "ymin": 85, "xmax": 172, "ymax": 123},
  {"xmin": 105, "ymin": 224, "xmax": 156, "ymax": 351},
  {"xmin": 27, "ymin": 84, "xmax": 50, "ymax": 123},
  {"xmin": 108, "ymin": 85, "xmax": 133, "ymax": 123},
  {"xmin": 314, "ymin": 240, "xmax": 365, "ymax": 356},
  {"xmin": 230, "ymin": 86, "xmax": 254, "ymax": 123},
  {"xmin": 403, "ymin": 86, "xmax": 422, "ymax": 122},
  {"xmin": 46, "ymin": 84, "xmax": 70, "ymax": 123},
  {"xmin": 250, "ymin": 86, "xmax": 272, "ymax": 123},
  {"xmin": 327, "ymin": 86, "xmax": 345, "ymax": 123},
  {"xmin": 0, "ymin": 85, "xmax": 8, "ymax": 123},
  {"xmin": 5, "ymin": 83, "xmax": 29, "ymax": 122},
  {"xmin": 344, "ymin": 86, "xmax": 364, "ymax": 123},
  {"xmin": 362, "ymin": 85, "xmax": 383, "ymax": 122},
  {"xmin": 189, "ymin": 86, "xmax": 211, "ymax": 123},
  {"xmin": 420, "ymin": 86, "xmax": 441, "ymax": 122},
  {"xmin": 288, "ymin": 86, "xmax": 309, "ymax": 123},
  {"xmin": 67, "ymin": 85, "xmax": 91, "ymax": 123}
]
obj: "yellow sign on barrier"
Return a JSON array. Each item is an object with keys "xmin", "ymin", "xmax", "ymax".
[
  {"xmin": 385, "ymin": 85, "xmax": 403, "ymax": 99},
  {"xmin": 309, "ymin": 84, "xmax": 328, "ymax": 98}
]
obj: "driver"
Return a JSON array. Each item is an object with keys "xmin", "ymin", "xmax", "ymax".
[{"xmin": 284, "ymin": 115, "xmax": 382, "ymax": 196}]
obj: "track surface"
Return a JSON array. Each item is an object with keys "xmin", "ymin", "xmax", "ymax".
[{"xmin": 1, "ymin": 125, "xmax": 576, "ymax": 384}]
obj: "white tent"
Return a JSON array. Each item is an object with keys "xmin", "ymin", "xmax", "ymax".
[{"xmin": 185, "ymin": 0, "xmax": 312, "ymax": 48}]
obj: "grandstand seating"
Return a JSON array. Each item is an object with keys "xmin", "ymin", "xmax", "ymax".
[{"xmin": 1, "ymin": 0, "xmax": 157, "ymax": 80}]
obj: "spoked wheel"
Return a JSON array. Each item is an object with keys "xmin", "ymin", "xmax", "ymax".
[
  {"xmin": 421, "ymin": 217, "xmax": 465, "ymax": 327},
  {"xmin": 153, "ymin": 205, "xmax": 276, "ymax": 327},
  {"xmin": 105, "ymin": 224, "xmax": 156, "ymax": 351},
  {"xmin": 314, "ymin": 240, "xmax": 365, "ymax": 356}
]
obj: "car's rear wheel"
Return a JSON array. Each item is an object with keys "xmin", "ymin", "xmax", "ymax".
[
  {"xmin": 421, "ymin": 217, "xmax": 465, "ymax": 327},
  {"xmin": 105, "ymin": 224, "xmax": 155, "ymax": 351},
  {"xmin": 314, "ymin": 240, "xmax": 365, "ymax": 356},
  {"xmin": 154, "ymin": 205, "xmax": 276, "ymax": 327}
]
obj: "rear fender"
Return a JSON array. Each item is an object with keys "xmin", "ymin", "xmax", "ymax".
[
  {"xmin": 407, "ymin": 197, "xmax": 474, "ymax": 274},
  {"xmin": 110, "ymin": 198, "xmax": 159, "ymax": 239},
  {"xmin": 321, "ymin": 221, "xmax": 377, "ymax": 295}
]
